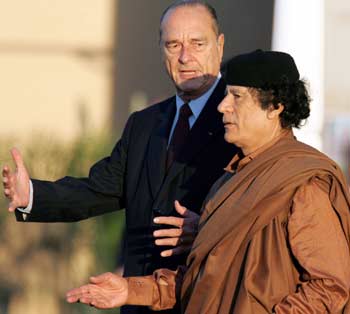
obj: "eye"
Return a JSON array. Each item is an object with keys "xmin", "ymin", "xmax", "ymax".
[
  {"xmin": 233, "ymin": 93, "xmax": 241, "ymax": 98},
  {"xmin": 165, "ymin": 42, "xmax": 181, "ymax": 52},
  {"xmin": 168, "ymin": 43, "xmax": 178, "ymax": 48},
  {"xmin": 192, "ymin": 41, "xmax": 205, "ymax": 50}
]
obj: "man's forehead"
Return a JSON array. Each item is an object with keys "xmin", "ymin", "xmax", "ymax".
[
  {"xmin": 163, "ymin": 4, "xmax": 211, "ymax": 20},
  {"xmin": 161, "ymin": 28, "xmax": 208, "ymax": 41},
  {"xmin": 227, "ymin": 85, "xmax": 249, "ymax": 92},
  {"xmin": 160, "ymin": 5, "xmax": 214, "ymax": 34}
]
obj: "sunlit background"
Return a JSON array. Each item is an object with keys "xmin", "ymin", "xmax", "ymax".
[{"xmin": 0, "ymin": 1, "xmax": 349, "ymax": 313}]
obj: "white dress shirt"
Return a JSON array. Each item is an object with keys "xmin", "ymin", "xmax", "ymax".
[{"xmin": 168, "ymin": 74, "xmax": 221, "ymax": 145}]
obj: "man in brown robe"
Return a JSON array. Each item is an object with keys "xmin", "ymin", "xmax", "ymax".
[{"xmin": 66, "ymin": 50, "xmax": 350, "ymax": 313}]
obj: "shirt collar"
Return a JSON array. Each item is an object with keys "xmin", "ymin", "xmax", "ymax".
[
  {"xmin": 224, "ymin": 129, "xmax": 294, "ymax": 173},
  {"xmin": 175, "ymin": 73, "xmax": 221, "ymax": 119}
]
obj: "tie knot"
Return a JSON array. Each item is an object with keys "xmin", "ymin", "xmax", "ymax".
[{"xmin": 179, "ymin": 103, "xmax": 192, "ymax": 118}]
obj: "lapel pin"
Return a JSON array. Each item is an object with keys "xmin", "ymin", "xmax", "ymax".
[{"xmin": 208, "ymin": 131, "xmax": 213, "ymax": 136}]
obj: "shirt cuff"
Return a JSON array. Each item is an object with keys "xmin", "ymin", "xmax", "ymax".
[
  {"xmin": 17, "ymin": 180, "xmax": 33, "ymax": 214},
  {"xmin": 126, "ymin": 276, "xmax": 155, "ymax": 306}
]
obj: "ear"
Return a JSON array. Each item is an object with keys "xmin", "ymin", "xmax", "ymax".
[
  {"xmin": 267, "ymin": 103, "xmax": 284, "ymax": 120},
  {"xmin": 217, "ymin": 33, "xmax": 225, "ymax": 61}
]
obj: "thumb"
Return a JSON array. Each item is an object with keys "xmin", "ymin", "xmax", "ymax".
[
  {"xmin": 90, "ymin": 272, "xmax": 112, "ymax": 284},
  {"xmin": 10, "ymin": 148, "xmax": 25, "ymax": 170},
  {"xmin": 174, "ymin": 200, "xmax": 188, "ymax": 217}
]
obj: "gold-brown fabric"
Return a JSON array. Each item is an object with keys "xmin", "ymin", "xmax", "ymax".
[
  {"xmin": 127, "ymin": 267, "xmax": 186, "ymax": 311},
  {"xmin": 126, "ymin": 132, "xmax": 350, "ymax": 313},
  {"xmin": 274, "ymin": 177, "xmax": 350, "ymax": 313},
  {"xmin": 182, "ymin": 132, "xmax": 350, "ymax": 313}
]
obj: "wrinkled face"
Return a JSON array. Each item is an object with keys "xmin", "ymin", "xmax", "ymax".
[
  {"xmin": 217, "ymin": 85, "xmax": 283, "ymax": 154},
  {"xmin": 160, "ymin": 5, "xmax": 224, "ymax": 100}
]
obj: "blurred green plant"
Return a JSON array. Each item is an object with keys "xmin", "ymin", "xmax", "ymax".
[{"xmin": 0, "ymin": 130, "xmax": 124, "ymax": 314}]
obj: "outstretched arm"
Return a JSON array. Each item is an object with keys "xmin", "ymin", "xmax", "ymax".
[
  {"xmin": 66, "ymin": 267, "xmax": 186, "ymax": 311},
  {"xmin": 3, "ymin": 113, "xmax": 138, "ymax": 222}
]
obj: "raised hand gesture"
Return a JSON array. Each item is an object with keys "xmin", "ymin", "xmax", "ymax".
[{"xmin": 2, "ymin": 148, "xmax": 30, "ymax": 211}]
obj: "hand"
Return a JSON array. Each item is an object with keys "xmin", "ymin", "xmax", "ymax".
[
  {"xmin": 153, "ymin": 200, "xmax": 199, "ymax": 257},
  {"xmin": 2, "ymin": 148, "xmax": 30, "ymax": 212},
  {"xmin": 66, "ymin": 272, "xmax": 128, "ymax": 309}
]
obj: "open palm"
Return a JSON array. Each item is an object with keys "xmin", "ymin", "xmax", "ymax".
[
  {"xmin": 66, "ymin": 272, "xmax": 128, "ymax": 309},
  {"xmin": 2, "ymin": 148, "xmax": 30, "ymax": 212}
]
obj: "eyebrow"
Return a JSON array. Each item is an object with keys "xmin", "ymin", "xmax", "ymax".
[
  {"xmin": 163, "ymin": 36, "xmax": 207, "ymax": 44},
  {"xmin": 190, "ymin": 37, "xmax": 206, "ymax": 42},
  {"xmin": 164, "ymin": 39, "xmax": 180, "ymax": 45},
  {"xmin": 226, "ymin": 87, "xmax": 236, "ymax": 93}
]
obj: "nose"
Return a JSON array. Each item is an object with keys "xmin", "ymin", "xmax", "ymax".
[
  {"xmin": 217, "ymin": 100, "xmax": 224, "ymax": 113},
  {"xmin": 217, "ymin": 95, "xmax": 231, "ymax": 113},
  {"xmin": 178, "ymin": 45, "xmax": 192, "ymax": 64}
]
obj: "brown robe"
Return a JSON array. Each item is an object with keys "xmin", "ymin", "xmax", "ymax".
[{"xmin": 127, "ymin": 132, "xmax": 350, "ymax": 313}]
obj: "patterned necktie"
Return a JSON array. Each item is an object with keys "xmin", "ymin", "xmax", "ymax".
[{"xmin": 166, "ymin": 103, "xmax": 193, "ymax": 170}]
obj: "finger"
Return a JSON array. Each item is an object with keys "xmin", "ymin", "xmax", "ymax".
[
  {"xmin": 90, "ymin": 272, "xmax": 112, "ymax": 284},
  {"xmin": 2, "ymin": 165, "xmax": 11, "ymax": 178},
  {"xmin": 66, "ymin": 286, "xmax": 86, "ymax": 298},
  {"xmin": 153, "ymin": 216, "xmax": 184, "ymax": 228},
  {"xmin": 156, "ymin": 234, "xmax": 193, "ymax": 246},
  {"xmin": 3, "ymin": 176, "xmax": 9, "ymax": 188},
  {"xmin": 66, "ymin": 295, "xmax": 81, "ymax": 303},
  {"xmin": 10, "ymin": 148, "xmax": 25, "ymax": 170},
  {"xmin": 66, "ymin": 291, "xmax": 89, "ymax": 304},
  {"xmin": 3, "ymin": 175, "xmax": 16, "ymax": 191},
  {"xmin": 4, "ymin": 188, "xmax": 12, "ymax": 198},
  {"xmin": 155, "ymin": 237, "xmax": 179, "ymax": 247},
  {"xmin": 153, "ymin": 223, "xmax": 196, "ymax": 238},
  {"xmin": 8, "ymin": 201, "xmax": 18, "ymax": 212},
  {"xmin": 66, "ymin": 292, "xmax": 83, "ymax": 303},
  {"xmin": 5, "ymin": 191, "xmax": 17, "ymax": 210},
  {"xmin": 79, "ymin": 296, "xmax": 94, "ymax": 305},
  {"xmin": 160, "ymin": 244, "xmax": 192, "ymax": 257},
  {"xmin": 175, "ymin": 200, "xmax": 201, "ymax": 220},
  {"xmin": 174, "ymin": 200, "xmax": 188, "ymax": 216},
  {"xmin": 2, "ymin": 165, "xmax": 10, "ymax": 172},
  {"xmin": 2, "ymin": 167, "xmax": 13, "ymax": 188},
  {"xmin": 153, "ymin": 228, "xmax": 182, "ymax": 238}
]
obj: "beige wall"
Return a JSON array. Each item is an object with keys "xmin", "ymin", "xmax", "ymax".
[
  {"xmin": 325, "ymin": 0, "xmax": 350, "ymax": 116},
  {"xmin": 0, "ymin": 0, "xmax": 116, "ymax": 141},
  {"xmin": 1, "ymin": 0, "xmax": 349, "ymax": 141}
]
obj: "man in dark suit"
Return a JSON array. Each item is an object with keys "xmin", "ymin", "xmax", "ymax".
[{"xmin": 3, "ymin": 1, "xmax": 237, "ymax": 313}]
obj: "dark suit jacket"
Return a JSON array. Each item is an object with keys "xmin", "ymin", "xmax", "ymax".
[{"xmin": 16, "ymin": 79, "xmax": 238, "ymax": 313}]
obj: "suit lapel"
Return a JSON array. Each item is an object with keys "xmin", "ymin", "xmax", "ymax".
[
  {"xmin": 155, "ymin": 79, "xmax": 227, "ymax": 213},
  {"xmin": 147, "ymin": 97, "xmax": 176, "ymax": 199}
]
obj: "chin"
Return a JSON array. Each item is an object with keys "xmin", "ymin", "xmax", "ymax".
[
  {"xmin": 178, "ymin": 78, "xmax": 205, "ymax": 92},
  {"xmin": 224, "ymin": 134, "xmax": 235, "ymax": 144}
]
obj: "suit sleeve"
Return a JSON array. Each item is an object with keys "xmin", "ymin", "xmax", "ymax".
[
  {"xmin": 274, "ymin": 177, "xmax": 350, "ymax": 313},
  {"xmin": 15, "ymin": 113, "xmax": 137, "ymax": 222}
]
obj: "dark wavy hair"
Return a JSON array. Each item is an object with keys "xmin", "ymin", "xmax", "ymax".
[{"xmin": 250, "ymin": 77, "xmax": 311, "ymax": 129}]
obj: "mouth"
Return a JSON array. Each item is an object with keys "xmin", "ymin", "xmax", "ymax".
[
  {"xmin": 223, "ymin": 121, "xmax": 236, "ymax": 128},
  {"xmin": 179, "ymin": 70, "xmax": 198, "ymax": 79}
]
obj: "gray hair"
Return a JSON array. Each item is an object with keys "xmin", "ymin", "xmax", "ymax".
[{"xmin": 159, "ymin": 0, "xmax": 220, "ymax": 40}]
